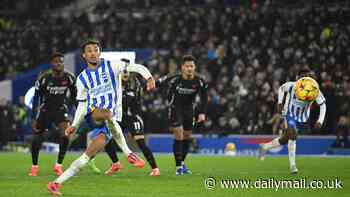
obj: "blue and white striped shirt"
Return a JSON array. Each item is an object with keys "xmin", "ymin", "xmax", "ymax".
[
  {"xmin": 278, "ymin": 82, "xmax": 326, "ymax": 123},
  {"xmin": 75, "ymin": 58, "xmax": 152, "ymax": 122}
]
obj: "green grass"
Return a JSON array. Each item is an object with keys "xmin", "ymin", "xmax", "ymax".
[{"xmin": 0, "ymin": 152, "xmax": 349, "ymax": 197}]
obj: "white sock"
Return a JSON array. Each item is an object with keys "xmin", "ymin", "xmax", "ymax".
[
  {"xmin": 54, "ymin": 153, "xmax": 90, "ymax": 184},
  {"xmin": 288, "ymin": 140, "xmax": 296, "ymax": 167},
  {"xmin": 263, "ymin": 137, "xmax": 281, "ymax": 150},
  {"xmin": 107, "ymin": 120, "xmax": 132, "ymax": 156}
]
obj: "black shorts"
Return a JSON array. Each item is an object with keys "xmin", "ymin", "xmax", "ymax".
[
  {"xmin": 168, "ymin": 105, "xmax": 195, "ymax": 131},
  {"xmin": 35, "ymin": 105, "xmax": 70, "ymax": 132},
  {"xmin": 120, "ymin": 115, "xmax": 144, "ymax": 136}
]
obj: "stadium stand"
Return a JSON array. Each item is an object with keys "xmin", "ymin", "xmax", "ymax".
[{"xmin": 0, "ymin": 0, "xmax": 349, "ymax": 143}]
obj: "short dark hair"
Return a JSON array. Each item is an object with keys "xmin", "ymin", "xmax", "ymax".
[
  {"xmin": 50, "ymin": 52, "xmax": 64, "ymax": 61},
  {"xmin": 298, "ymin": 67, "xmax": 312, "ymax": 77},
  {"xmin": 182, "ymin": 55, "xmax": 196, "ymax": 64},
  {"xmin": 81, "ymin": 38, "xmax": 101, "ymax": 52}
]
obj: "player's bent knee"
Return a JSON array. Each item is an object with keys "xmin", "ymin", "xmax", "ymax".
[
  {"xmin": 278, "ymin": 135, "xmax": 289, "ymax": 145},
  {"xmin": 171, "ymin": 128, "xmax": 183, "ymax": 140},
  {"xmin": 289, "ymin": 133, "xmax": 297, "ymax": 140},
  {"xmin": 183, "ymin": 130, "xmax": 192, "ymax": 139},
  {"xmin": 85, "ymin": 134, "xmax": 106, "ymax": 157},
  {"xmin": 287, "ymin": 129, "xmax": 297, "ymax": 140}
]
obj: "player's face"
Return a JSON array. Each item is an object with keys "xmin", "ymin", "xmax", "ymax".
[
  {"xmin": 181, "ymin": 61, "xmax": 196, "ymax": 78},
  {"xmin": 51, "ymin": 56, "xmax": 64, "ymax": 72},
  {"xmin": 82, "ymin": 44, "xmax": 101, "ymax": 65}
]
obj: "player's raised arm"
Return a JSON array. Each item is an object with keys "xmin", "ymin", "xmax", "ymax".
[
  {"xmin": 127, "ymin": 63, "xmax": 155, "ymax": 91},
  {"xmin": 112, "ymin": 60, "xmax": 155, "ymax": 91},
  {"xmin": 155, "ymin": 74, "xmax": 179, "ymax": 89}
]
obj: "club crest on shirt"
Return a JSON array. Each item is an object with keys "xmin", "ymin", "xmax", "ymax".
[{"xmin": 101, "ymin": 72, "xmax": 109, "ymax": 82}]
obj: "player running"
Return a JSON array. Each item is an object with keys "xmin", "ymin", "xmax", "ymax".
[
  {"xmin": 259, "ymin": 69, "xmax": 326, "ymax": 174},
  {"xmin": 47, "ymin": 39, "xmax": 155, "ymax": 196},
  {"xmin": 29, "ymin": 52, "xmax": 76, "ymax": 176},
  {"xmin": 156, "ymin": 55, "xmax": 208, "ymax": 175},
  {"xmin": 104, "ymin": 67, "xmax": 160, "ymax": 176}
]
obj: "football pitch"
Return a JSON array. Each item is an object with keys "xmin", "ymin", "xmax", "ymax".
[{"xmin": 0, "ymin": 152, "xmax": 349, "ymax": 197}]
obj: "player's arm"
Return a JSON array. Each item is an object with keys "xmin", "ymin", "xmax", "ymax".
[
  {"xmin": 32, "ymin": 74, "xmax": 44, "ymax": 118},
  {"xmin": 315, "ymin": 91, "xmax": 327, "ymax": 129},
  {"xmin": 197, "ymin": 78, "xmax": 208, "ymax": 123},
  {"xmin": 155, "ymin": 74, "xmax": 178, "ymax": 88},
  {"xmin": 32, "ymin": 89, "xmax": 40, "ymax": 119},
  {"xmin": 277, "ymin": 82, "xmax": 293, "ymax": 115},
  {"xmin": 31, "ymin": 74, "xmax": 45, "ymax": 132},
  {"xmin": 67, "ymin": 72, "xmax": 78, "ymax": 107},
  {"xmin": 113, "ymin": 60, "xmax": 155, "ymax": 91},
  {"xmin": 127, "ymin": 63, "xmax": 155, "ymax": 91},
  {"xmin": 67, "ymin": 79, "xmax": 88, "ymax": 136}
]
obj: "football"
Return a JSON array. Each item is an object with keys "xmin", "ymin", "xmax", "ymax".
[{"xmin": 295, "ymin": 77, "xmax": 320, "ymax": 102}]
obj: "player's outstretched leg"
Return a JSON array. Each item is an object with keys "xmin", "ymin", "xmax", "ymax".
[
  {"xmin": 107, "ymin": 119, "xmax": 145, "ymax": 168},
  {"xmin": 47, "ymin": 134, "xmax": 106, "ymax": 196},
  {"xmin": 29, "ymin": 133, "xmax": 44, "ymax": 176},
  {"xmin": 259, "ymin": 135, "xmax": 288, "ymax": 160},
  {"xmin": 54, "ymin": 122, "xmax": 70, "ymax": 176},
  {"xmin": 104, "ymin": 139, "xmax": 123, "ymax": 175},
  {"xmin": 135, "ymin": 136, "xmax": 160, "ymax": 176}
]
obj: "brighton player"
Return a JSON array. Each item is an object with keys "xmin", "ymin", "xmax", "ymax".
[
  {"xmin": 47, "ymin": 39, "xmax": 155, "ymax": 195},
  {"xmin": 259, "ymin": 72, "xmax": 326, "ymax": 174}
]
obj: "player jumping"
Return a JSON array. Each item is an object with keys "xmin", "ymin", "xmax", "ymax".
[
  {"xmin": 29, "ymin": 52, "xmax": 76, "ymax": 176},
  {"xmin": 47, "ymin": 39, "xmax": 155, "ymax": 195},
  {"xmin": 259, "ymin": 69, "xmax": 326, "ymax": 174}
]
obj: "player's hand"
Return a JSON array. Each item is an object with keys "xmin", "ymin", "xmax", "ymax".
[
  {"xmin": 146, "ymin": 77, "xmax": 156, "ymax": 91},
  {"xmin": 314, "ymin": 122, "xmax": 322, "ymax": 129},
  {"xmin": 31, "ymin": 120, "xmax": 40, "ymax": 133},
  {"xmin": 65, "ymin": 126, "xmax": 77, "ymax": 137},
  {"xmin": 197, "ymin": 113, "xmax": 206, "ymax": 123}
]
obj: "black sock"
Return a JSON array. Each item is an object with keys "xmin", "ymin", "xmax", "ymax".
[
  {"xmin": 31, "ymin": 133, "xmax": 44, "ymax": 165},
  {"xmin": 136, "ymin": 139, "xmax": 157, "ymax": 169},
  {"xmin": 105, "ymin": 139, "xmax": 119, "ymax": 163},
  {"xmin": 173, "ymin": 140, "xmax": 183, "ymax": 167},
  {"xmin": 182, "ymin": 139, "xmax": 191, "ymax": 162},
  {"xmin": 57, "ymin": 136, "xmax": 69, "ymax": 164}
]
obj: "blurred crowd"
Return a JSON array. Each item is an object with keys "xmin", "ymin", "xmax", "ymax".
[{"xmin": 0, "ymin": 0, "xmax": 349, "ymax": 145}]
